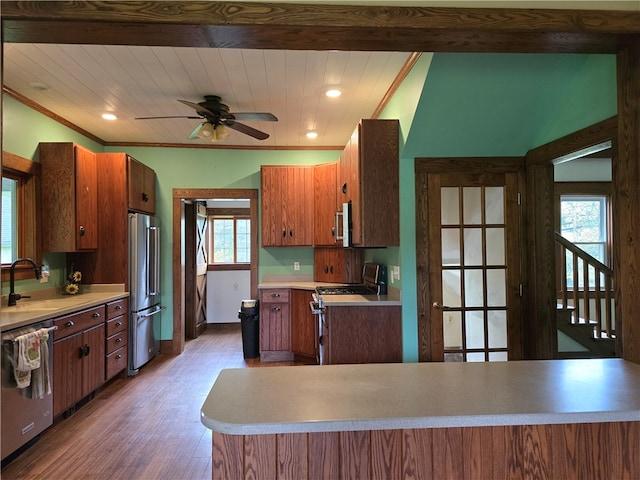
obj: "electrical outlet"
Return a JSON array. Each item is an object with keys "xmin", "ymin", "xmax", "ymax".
[{"xmin": 294, "ymin": 261, "xmax": 300, "ymax": 271}]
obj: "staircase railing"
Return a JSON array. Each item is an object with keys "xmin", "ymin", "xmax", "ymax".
[{"xmin": 555, "ymin": 232, "xmax": 615, "ymax": 339}]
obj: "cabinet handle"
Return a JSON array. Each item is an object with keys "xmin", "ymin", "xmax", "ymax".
[
  {"xmin": 289, "ymin": 229, "xmax": 293, "ymax": 237},
  {"xmin": 271, "ymin": 293, "xmax": 280, "ymax": 298},
  {"xmin": 115, "ymin": 321, "xmax": 122, "ymax": 327},
  {"xmin": 272, "ymin": 307, "xmax": 280, "ymax": 312},
  {"xmin": 330, "ymin": 266, "xmax": 334, "ymax": 273},
  {"xmin": 342, "ymin": 183, "xmax": 348, "ymax": 194},
  {"xmin": 79, "ymin": 346, "xmax": 85, "ymax": 358},
  {"xmin": 78, "ymin": 225, "xmax": 85, "ymax": 236},
  {"xmin": 282, "ymin": 229, "xmax": 287, "ymax": 238},
  {"xmin": 65, "ymin": 320, "xmax": 75, "ymax": 327},
  {"xmin": 92, "ymin": 312, "xmax": 101, "ymax": 318},
  {"xmin": 115, "ymin": 305, "xmax": 122, "ymax": 311},
  {"xmin": 84, "ymin": 345, "xmax": 90, "ymax": 356},
  {"xmin": 142, "ymin": 192, "xmax": 149, "ymax": 202},
  {"xmin": 116, "ymin": 354, "xmax": 122, "ymax": 360},
  {"xmin": 324, "ymin": 266, "xmax": 329, "ymax": 274},
  {"xmin": 116, "ymin": 338, "xmax": 122, "ymax": 343}
]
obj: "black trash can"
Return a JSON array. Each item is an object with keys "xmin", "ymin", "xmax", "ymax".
[{"xmin": 238, "ymin": 299, "xmax": 260, "ymax": 359}]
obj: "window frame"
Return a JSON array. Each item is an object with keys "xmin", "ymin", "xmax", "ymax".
[
  {"xmin": 206, "ymin": 207, "xmax": 251, "ymax": 271},
  {"xmin": 1, "ymin": 151, "xmax": 41, "ymax": 282}
]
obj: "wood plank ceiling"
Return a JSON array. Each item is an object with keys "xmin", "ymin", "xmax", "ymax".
[{"xmin": 3, "ymin": 44, "xmax": 412, "ymax": 148}]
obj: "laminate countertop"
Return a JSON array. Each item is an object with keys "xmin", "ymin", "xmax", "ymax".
[
  {"xmin": 201, "ymin": 359, "xmax": 640, "ymax": 435},
  {"xmin": 1, "ymin": 284, "xmax": 128, "ymax": 332},
  {"xmin": 258, "ymin": 281, "xmax": 402, "ymax": 306}
]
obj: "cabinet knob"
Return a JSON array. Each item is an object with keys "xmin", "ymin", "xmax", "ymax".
[
  {"xmin": 142, "ymin": 192, "xmax": 149, "ymax": 202},
  {"xmin": 78, "ymin": 225, "xmax": 85, "ymax": 236},
  {"xmin": 282, "ymin": 229, "xmax": 287, "ymax": 238},
  {"xmin": 115, "ymin": 305, "xmax": 122, "ymax": 310},
  {"xmin": 272, "ymin": 307, "xmax": 280, "ymax": 312},
  {"xmin": 115, "ymin": 321, "xmax": 122, "ymax": 327},
  {"xmin": 271, "ymin": 293, "xmax": 280, "ymax": 298},
  {"xmin": 65, "ymin": 320, "xmax": 75, "ymax": 327},
  {"xmin": 324, "ymin": 266, "xmax": 329, "ymax": 274},
  {"xmin": 92, "ymin": 312, "xmax": 101, "ymax": 318},
  {"xmin": 116, "ymin": 354, "xmax": 123, "ymax": 360},
  {"xmin": 116, "ymin": 338, "xmax": 122, "ymax": 343},
  {"xmin": 342, "ymin": 183, "xmax": 348, "ymax": 194}
]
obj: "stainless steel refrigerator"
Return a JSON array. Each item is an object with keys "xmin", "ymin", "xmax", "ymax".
[{"xmin": 128, "ymin": 212, "xmax": 163, "ymax": 376}]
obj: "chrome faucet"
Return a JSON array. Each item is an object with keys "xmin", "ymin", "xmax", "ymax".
[{"xmin": 8, "ymin": 258, "xmax": 41, "ymax": 306}]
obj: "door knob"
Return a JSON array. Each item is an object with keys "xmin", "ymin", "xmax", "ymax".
[{"xmin": 432, "ymin": 302, "xmax": 452, "ymax": 309}]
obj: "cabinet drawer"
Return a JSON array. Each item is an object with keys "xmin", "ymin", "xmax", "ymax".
[
  {"xmin": 106, "ymin": 315, "xmax": 127, "ymax": 337},
  {"xmin": 260, "ymin": 289, "xmax": 290, "ymax": 304},
  {"xmin": 107, "ymin": 298, "xmax": 128, "ymax": 319},
  {"xmin": 53, "ymin": 305, "xmax": 105, "ymax": 340},
  {"xmin": 106, "ymin": 331, "xmax": 127, "ymax": 354},
  {"xmin": 106, "ymin": 347, "xmax": 127, "ymax": 379}
]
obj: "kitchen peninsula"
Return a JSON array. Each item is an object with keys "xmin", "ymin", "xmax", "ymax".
[{"xmin": 202, "ymin": 359, "xmax": 640, "ymax": 479}]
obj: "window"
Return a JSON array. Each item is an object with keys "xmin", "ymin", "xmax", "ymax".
[
  {"xmin": 208, "ymin": 216, "xmax": 251, "ymax": 265},
  {"xmin": 1, "ymin": 151, "xmax": 41, "ymax": 282},
  {"xmin": 555, "ymin": 182, "xmax": 612, "ymax": 291},
  {"xmin": 560, "ymin": 195, "xmax": 608, "ymax": 264},
  {"xmin": 2, "ymin": 175, "xmax": 19, "ymax": 263}
]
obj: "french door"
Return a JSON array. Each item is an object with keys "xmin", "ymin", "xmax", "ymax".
[{"xmin": 416, "ymin": 160, "xmax": 524, "ymax": 362}]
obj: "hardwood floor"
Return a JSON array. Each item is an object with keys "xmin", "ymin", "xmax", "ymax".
[{"xmin": 1, "ymin": 324, "xmax": 294, "ymax": 480}]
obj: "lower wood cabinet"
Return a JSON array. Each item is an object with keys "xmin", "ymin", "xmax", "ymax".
[
  {"xmin": 290, "ymin": 289, "xmax": 318, "ymax": 363},
  {"xmin": 52, "ymin": 306, "xmax": 106, "ymax": 417},
  {"xmin": 323, "ymin": 305, "xmax": 402, "ymax": 365},
  {"xmin": 105, "ymin": 298, "xmax": 128, "ymax": 380},
  {"xmin": 259, "ymin": 289, "xmax": 293, "ymax": 362}
]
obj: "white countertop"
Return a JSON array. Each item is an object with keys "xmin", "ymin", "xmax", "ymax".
[
  {"xmin": 201, "ymin": 359, "xmax": 640, "ymax": 435},
  {"xmin": 1, "ymin": 284, "xmax": 128, "ymax": 331}
]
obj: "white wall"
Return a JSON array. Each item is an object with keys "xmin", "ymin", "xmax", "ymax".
[{"xmin": 206, "ymin": 270, "xmax": 251, "ymax": 323}]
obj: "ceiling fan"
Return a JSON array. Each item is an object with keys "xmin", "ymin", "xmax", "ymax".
[{"xmin": 135, "ymin": 95, "xmax": 278, "ymax": 141}]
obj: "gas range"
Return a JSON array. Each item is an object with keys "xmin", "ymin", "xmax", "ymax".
[{"xmin": 314, "ymin": 263, "xmax": 387, "ymax": 297}]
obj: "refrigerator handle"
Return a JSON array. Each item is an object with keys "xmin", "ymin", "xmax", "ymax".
[{"xmin": 147, "ymin": 225, "xmax": 161, "ymax": 296}]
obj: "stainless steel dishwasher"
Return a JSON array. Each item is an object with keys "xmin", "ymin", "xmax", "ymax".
[{"xmin": 1, "ymin": 320, "xmax": 55, "ymax": 461}]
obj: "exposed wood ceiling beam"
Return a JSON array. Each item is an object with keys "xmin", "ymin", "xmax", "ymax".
[{"xmin": 2, "ymin": 1, "xmax": 638, "ymax": 53}]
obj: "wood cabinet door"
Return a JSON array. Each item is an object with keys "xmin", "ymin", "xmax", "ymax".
[
  {"xmin": 53, "ymin": 333, "xmax": 84, "ymax": 417},
  {"xmin": 290, "ymin": 289, "xmax": 317, "ymax": 360},
  {"xmin": 260, "ymin": 302, "xmax": 291, "ymax": 352},
  {"xmin": 81, "ymin": 323, "xmax": 106, "ymax": 398},
  {"xmin": 128, "ymin": 156, "xmax": 156, "ymax": 214},
  {"xmin": 314, "ymin": 247, "xmax": 363, "ymax": 283},
  {"xmin": 282, "ymin": 166, "xmax": 313, "ymax": 246},
  {"xmin": 261, "ymin": 166, "xmax": 285, "ymax": 246},
  {"xmin": 313, "ymin": 162, "xmax": 338, "ymax": 246},
  {"xmin": 74, "ymin": 145, "xmax": 98, "ymax": 250}
]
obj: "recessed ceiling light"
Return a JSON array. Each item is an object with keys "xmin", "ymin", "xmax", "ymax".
[
  {"xmin": 306, "ymin": 131, "xmax": 318, "ymax": 139},
  {"xmin": 102, "ymin": 113, "xmax": 117, "ymax": 121},
  {"xmin": 29, "ymin": 82, "xmax": 50, "ymax": 91},
  {"xmin": 325, "ymin": 89, "xmax": 342, "ymax": 98}
]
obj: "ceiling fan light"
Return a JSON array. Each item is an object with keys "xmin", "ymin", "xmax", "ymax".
[
  {"xmin": 196, "ymin": 122, "xmax": 216, "ymax": 140},
  {"xmin": 215, "ymin": 124, "xmax": 229, "ymax": 141}
]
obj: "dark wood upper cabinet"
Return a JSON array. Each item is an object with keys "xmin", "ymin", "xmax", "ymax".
[
  {"xmin": 313, "ymin": 161, "xmax": 339, "ymax": 246},
  {"xmin": 40, "ymin": 142, "xmax": 98, "ymax": 252},
  {"xmin": 338, "ymin": 119, "xmax": 399, "ymax": 247},
  {"xmin": 128, "ymin": 156, "xmax": 156, "ymax": 214}
]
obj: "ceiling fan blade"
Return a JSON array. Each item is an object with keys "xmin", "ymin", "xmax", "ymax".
[
  {"xmin": 188, "ymin": 123, "xmax": 204, "ymax": 140},
  {"xmin": 224, "ymin": 120, "xmax": 270, "ymax": 140},
  {"xmin": 177, "ymin": 99, "xmax": 217, "ymax": 117},
  {"xmin": 135, "ymin": 115, "xmax": 202, "ymax": 120},
  {"xmin": 228, "ymin": 112, "xmax": 278, "ymax": 122}
]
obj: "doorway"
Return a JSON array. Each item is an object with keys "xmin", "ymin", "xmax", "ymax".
[
  {"xmin": 171, "ymin": 188, "xmax": 259, "ymax": 354},
  {"xmin": 415, "ymin": 158, "xmax": 525, "ymax": 362}
]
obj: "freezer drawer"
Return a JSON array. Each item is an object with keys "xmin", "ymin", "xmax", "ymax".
[{"xmin": 128, "ymin": 305, "xmax": 162, "ymax": 376}]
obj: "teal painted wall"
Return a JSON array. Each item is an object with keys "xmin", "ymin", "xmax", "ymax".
[{"xmin": 2, "ymin": 52, "xmax": 616, "ymax": 359}]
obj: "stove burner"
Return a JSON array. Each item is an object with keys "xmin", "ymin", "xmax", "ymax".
[{"xmin": 315, "ymin": 285, "xmax": 377, "ymax": 296}]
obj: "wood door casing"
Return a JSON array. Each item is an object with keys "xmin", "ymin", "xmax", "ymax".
[{"xmin": 415, "ymin": 158, "xmax": 525, "ymax": 362}]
